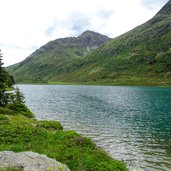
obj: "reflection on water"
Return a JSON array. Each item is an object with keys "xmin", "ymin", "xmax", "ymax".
[{"xmin": 18, "ymin": 85, "xmax": 171, "ymax": 171}]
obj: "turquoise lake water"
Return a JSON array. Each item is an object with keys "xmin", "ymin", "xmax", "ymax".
[{"xmin": 18, "ymin": 85, "xmax": 171, "ymax": 171}]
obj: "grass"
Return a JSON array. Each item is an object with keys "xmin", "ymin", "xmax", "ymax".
[
  {"xmin": 47, "ymin": 76, "xmax": 171, "ymax": 88},
  {"xmin": 0, "ymin": 107, "xmax": 128, "ymax": 171}
]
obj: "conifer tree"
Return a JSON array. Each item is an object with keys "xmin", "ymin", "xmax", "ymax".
[
  {"xmin": 0, "ymin": 50, "xmax": 14, "ymax": 106},
  {"xmin": 0, "ymin": 50, "xmax": 7, "ymax": 106},
  {"xmin": 0, "ymin": 50, "xmax": 4, "ymax": 86},
  {"xmin": 13, "ymin": 87, "xmax": 25, "ymax": 105}
]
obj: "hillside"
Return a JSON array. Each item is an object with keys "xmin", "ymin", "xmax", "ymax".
[
  {"xmin": 8, "ymin": 0, "xmax": 171, "ymax": 85},
  {"xmin": 7, "ymin": 31, "xmax": 110, "ymax": 83}
]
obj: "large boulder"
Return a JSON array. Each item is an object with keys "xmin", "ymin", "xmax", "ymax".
[{"xmin": 0, "ymin": 151, "xmax": 70, "ymax": 171}]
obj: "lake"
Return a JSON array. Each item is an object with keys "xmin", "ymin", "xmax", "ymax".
[{"xmin": 18, "ymin": 85, "xmax": 171, "ymax": 171}]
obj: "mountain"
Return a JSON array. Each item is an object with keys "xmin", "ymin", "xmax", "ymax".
[
  {"xmin": 48, "ymin": 0, "xmax": 171, "ymax": 86},
  {"xmin": 7, "ymin": 31, "xmax": 110, "ymax": 83},
  {"xmin": 8, "ymin": 1, "xmax": 171, "ymax": 85}
]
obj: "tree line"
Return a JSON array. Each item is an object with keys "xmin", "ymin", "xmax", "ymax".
[{"xmin": 0, "ymin": 49, "xmax": 33, "ymax": 117}]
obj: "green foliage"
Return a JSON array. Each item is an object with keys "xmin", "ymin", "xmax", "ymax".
[
  {"xmin": 0, "ymin": 108, "xmax": 128, "ymax": 171},
  {"xmin": 7, "ymin": 104, "xmax": 34, "ymax": 118},
  {"xmin": 37, "ymin": 120, "xmax": 63, "ymax": 130},
  {"xmin": 0, "ymin": 107, "xmax": 14, "ymax": 115},
  {"xmin": 0, "ymin": 114, "xmax": 9, "ymax": 121},
  {"xmin": 0, "ymin": 91, "xmax": 8, "ymax": 107},
  {"xmin": 12, "ymin": 87, "xmax": 25, "ymax": 104},
  {"xmin": 0, "ymin": 52, "xmax": 33, "ymax": 117},
  {"xmin": 0, "ymin": 50, "xmax": 14, "ymax": 107}
]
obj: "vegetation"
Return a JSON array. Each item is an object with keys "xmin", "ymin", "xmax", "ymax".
[
  {"xmin": 7, "ymin": 1, "xmax": 171, "ymax": 86},
  {"xmin": 0, "ymin": 50, "xmax": 14, "ymax": 106},
  {"xmin": 0, "ymin": 106, "xmax": 128, "ymax": 171},
  {"xmin": 0, "ymin": 50, "xmax": 33, "ymax": 117},
  {"xmin": 0, "ymin": 50, "xmax": 128, "ymax": 170}
]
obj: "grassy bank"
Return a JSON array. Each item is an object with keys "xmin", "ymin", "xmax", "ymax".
[
  {"xmin": 48, "ymin": 77, "xmax": 171, "ymax": 87},
  {"xmin": 0, "ymin": 107, "xmax": 128, "ymax": 171},
  {"xmin": 15, "ymin": 76, "xmax": 171, "ymax": 87},
  {"xmin": 17, "ymin": 78, "xmax": 171, "ymax": 87}
]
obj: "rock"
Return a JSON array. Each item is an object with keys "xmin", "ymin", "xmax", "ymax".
[{"xmin": 0, "ymin": 151, "xmax": 70, "ymax": 171}]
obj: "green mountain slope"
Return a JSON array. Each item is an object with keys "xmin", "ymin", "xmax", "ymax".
[
  {"xmin": 7, "ymin": 31, "xmax": 110, "ymax": 83},
  {"xmin": 49, "ymin": 0, "xmax": 171, "ymax": 86},
  {"xmin": 8, "ymin": 0, "xmax": 171, "ymax": 86}
]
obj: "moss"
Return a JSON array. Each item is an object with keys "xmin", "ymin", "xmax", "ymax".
[{"xmin": 0, "ymin": 107, "xmax": 128, "ymax": 171}]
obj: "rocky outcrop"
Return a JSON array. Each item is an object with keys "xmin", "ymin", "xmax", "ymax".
[{"xmin": 0, "ymin": 151, "xmax": 70, "ymax": 171}]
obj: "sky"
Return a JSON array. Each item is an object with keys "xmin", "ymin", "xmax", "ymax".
[{"xmin": 0, "ymin": 0, "xmax": 168, "ymax": 66}]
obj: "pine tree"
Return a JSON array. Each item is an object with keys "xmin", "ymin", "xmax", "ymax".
[
  {"xmin": 0, "ymin": 50, "xmax": 5, "ymax": 88},
  {"xmin": 0, "ymin": 49, "xmax": 3, "ymax": 68},
  {"xmin": 0, "ymin": 50, "xmax": 34, "ymax": 117},
  {"xmin": 0, "ymin": 50, "xmax": 6, "ymax": 106},
  {"xmin": 0, "ymin": 50, "xmax": 14, "ymax": 106},
  {"xmin": 13, "ymin": 87, "xmax": 25, "ymax": 105}
]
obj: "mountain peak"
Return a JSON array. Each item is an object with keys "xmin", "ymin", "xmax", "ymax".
[
  {"xmin": 78, "ymin": 30, "xmax": 109, "ymax": 39},
  {"xmin": 78, "ymin": 30, "xmax": 110, "ymax": 47},
  {"xmin": 79, "ymin": 30, "xmax": 98, "ymax": 37}
]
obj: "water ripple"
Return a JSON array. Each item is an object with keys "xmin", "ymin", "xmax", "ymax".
[{"xmin": 18, "ymin": 85, "xmax": 171, "ymax": 171}]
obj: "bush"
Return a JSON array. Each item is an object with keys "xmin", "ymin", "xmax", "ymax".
[
  {"xmin": 0, "ymin": 107, "xmax": 14, "ymax": 115},
  {"xmin": 7, "ymin": 104, "xmax": 34, "ymax": 118},
  {"xmin": 0, "ymin": 114, "xmax": 9, "ymax": 121},
  {"xmin": 37, "ymin": 120, "xmax": 63, "ymax": 130}
]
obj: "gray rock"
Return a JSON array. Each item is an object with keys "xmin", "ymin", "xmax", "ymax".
[{"xmin": 0, "ymin": 151, "xmax": 70, "ymax": 171}]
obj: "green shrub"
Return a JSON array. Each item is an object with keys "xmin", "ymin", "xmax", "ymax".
[
  {"xmin": 7, "ymin": 104, "xmax": 34, "ymax": 118},
  {"xmin": 0, "ymin": 107, "xmax": 14, "ymax": 115},
  {"xmin": 37, "ymin": 120, "xmax": 63, "ymax": 130},
  {"xmin": 0, "ymin": 114, "xmax": 9, "ymax": 122}
]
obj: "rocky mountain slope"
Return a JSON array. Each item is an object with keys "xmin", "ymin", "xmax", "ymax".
[
  {"xmin": 8, "ymin": 0, "xmax": 171, "ymax": 85},
  {"xmin": 7, "ymin": 31, "xmax": 110, "ymax": 83}
]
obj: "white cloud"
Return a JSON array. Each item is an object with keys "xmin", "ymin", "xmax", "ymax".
[{"xmin": 0, "ymin": 0, "xmax": 168, "ymax": 66}]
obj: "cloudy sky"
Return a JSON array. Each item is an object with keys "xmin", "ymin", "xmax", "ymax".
[{"xmin": 0, "ymin": 0, "xmax": 168, "ymax": 66}]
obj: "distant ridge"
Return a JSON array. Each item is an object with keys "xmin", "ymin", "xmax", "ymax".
[
  {"xmin": 7, "ymin": 31, "xmax": 110, "ymax": 83},
  {"xmin": 7, "ymin": 0, "xmax": 171, "ymax": 86}
]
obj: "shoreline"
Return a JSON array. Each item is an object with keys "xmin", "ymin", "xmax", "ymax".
[
  {"xmin": 15, "ymin": 81, "xmax": 171, "ymax": 88},
  {"xmin": 0, "ymin": 106, "xmax": 128, "ymax": 171}
]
